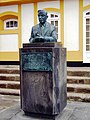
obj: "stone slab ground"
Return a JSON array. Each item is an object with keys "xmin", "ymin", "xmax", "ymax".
[{"xmin": 0, "ymin": 95, "xmax": 90, "ymax": 120}]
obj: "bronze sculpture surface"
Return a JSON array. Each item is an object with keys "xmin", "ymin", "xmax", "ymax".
[{"xmin": 29, "ymin": 10, "xmax": 57, "ymax": 43}]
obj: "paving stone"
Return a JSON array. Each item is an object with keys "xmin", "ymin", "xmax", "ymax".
[
  {"xmin": 55, "ymin": 108, "xmax": 73, "ymax": 120},
  {"xmin": 0, "ymin": 95, "xmax": 20, "ymax": 108},
  {"xmin": 0, "ymin": 105, "xmax": 20, "ymax": 120},
  {"xmin": 66, "ymin": 101, "xmax": 90, "ymax": 112},
  {"xmin": 0, "ymin": 101, "xmax": 90, "ymax": 120},
  {"xmin": 68, "ymin": 108, "xmax": 90, "ymax": 120}
]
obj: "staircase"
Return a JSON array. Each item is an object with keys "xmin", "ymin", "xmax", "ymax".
[
  {"xmin": 0, "ymin": 65, "xmax": 90, "ymax": 102},
  {"xmin": 0, "ymin": 65, "xmax": 20, "ymax": 96},
  {"xmin": 67, "ymin": 67, "xmax": 90, "ymax": 102}
]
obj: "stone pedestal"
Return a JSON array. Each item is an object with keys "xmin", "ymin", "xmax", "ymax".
[{"xmin": 20, "ymin": 43, "xmax": 67, "ymax": 116}]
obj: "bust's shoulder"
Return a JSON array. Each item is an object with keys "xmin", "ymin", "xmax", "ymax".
[
  {"xmin": 32, "ymin": 24, "xmax": 39, "ymax": 30},
  {"xmin": 46, "ymin": 22, "xmax": 55, "ymax": 29}
]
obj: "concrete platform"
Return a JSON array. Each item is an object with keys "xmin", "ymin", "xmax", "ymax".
[{"xmin": 0, "ymin": 100, "xmax": 90, "ymax": 120}]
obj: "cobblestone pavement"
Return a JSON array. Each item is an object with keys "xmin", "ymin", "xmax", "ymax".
[
  {"xmin": 0, "ymin": 95, "xmax": 90, "ymax": 120},
  {"xmin": 0, "ymin": 95, "xmax": 20, "ymax": 113}
]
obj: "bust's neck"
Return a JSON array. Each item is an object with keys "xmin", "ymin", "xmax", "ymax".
[{"xmin": 39, "ymin": 22, "xmax": 46, "ymax": 27}]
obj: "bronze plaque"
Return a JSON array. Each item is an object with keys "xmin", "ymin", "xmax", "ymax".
[{"xmin": 21, "ymin": 52, "xmax": 52, "ymax": 71}]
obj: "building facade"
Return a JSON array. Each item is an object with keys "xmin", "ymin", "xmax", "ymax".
[{"xmin": 0, "ymin": 0, "xmax": 90, "ymax": 64}]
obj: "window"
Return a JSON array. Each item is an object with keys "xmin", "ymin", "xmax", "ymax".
[
  {"xmin": 47, "ymin": 12, "xmax": 60, "ymax": 41},
  {"xmin": 84, "ymin": 11, "xmax": 90, "ymax": 51},
  {"xmin": 4, "ymin": 19, "xmax": 18, "ymax": 30}
]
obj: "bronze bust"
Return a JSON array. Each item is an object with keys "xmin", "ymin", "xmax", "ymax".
[{"xmin": 29, "ymin": 10, "xmax": 57, "ymax": 43}]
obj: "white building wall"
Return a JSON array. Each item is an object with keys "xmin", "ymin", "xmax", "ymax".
[
  {"xmin": 21, "ymin": 4, "xmax": 34, "ymax": 43},
  {"xmin": 37, "ymin": 1, "xmax": 60, "ymax": 10},
  {"xmin": 64, "ymin": 0, "xmax": 79, "ymax": 51},
  {"xmin": 0, "ymin": 5, "xmax": 18, "ymax": 13},
  {"xmin": 0, "ymin": 34, "xmax": 18, "ymax": 52},
  {"xmin": 83, "ymin": 0, "xmax": 90, "ymax": 7},
  {"xmin": 0, "ymin": 5, "xmax": 18, "ymax": 53}
]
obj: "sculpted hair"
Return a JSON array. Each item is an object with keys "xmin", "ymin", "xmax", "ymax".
[{"xmin": 38, "ymin": 10, "xmax": 48, "ymax": 17}]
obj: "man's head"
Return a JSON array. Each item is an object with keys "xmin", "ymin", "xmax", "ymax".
[{"xmin": 38, "ymin": 10, "xmax": 48, "ymax": 25}]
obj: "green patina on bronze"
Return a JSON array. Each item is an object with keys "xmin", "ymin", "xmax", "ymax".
[{"xmin": 21, "ymin": 52, "xmax": 53, "ymax": 71}]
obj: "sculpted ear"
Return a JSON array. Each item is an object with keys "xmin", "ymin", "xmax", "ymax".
[{"xmin": 46, "ymin": 15, "xmax": 48, "ymax": 19}]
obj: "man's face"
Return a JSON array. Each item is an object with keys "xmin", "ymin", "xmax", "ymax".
[{"xmin": 38, "ymin": 11, "xmax": 48, "ymax": 24}]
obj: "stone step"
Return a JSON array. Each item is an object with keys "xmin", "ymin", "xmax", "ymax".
[
  {"xmin": 0, "ymin": 94, "xmax": 20, "ymax": 102},
  {"xmin": 67, "ymin": 84, "xmax": 90, "ymax": 93},
  {"xmin": 67, "ymin": 92, "xmax": 90, "ymax": 102},
  {"xmin": 0, "ymin": 74, "xmax": 20, "ymax": 81},
  {"xmin": 0, "ymin": 88, "xmax": 20, "ymax": 96},
  {"xmin": 67, "ymin": 76, "xmax": 90, "ymax": 84},
  {"xmin": 67, "ymin": 67, "xmax": 90, "ymax": 77},
  {"xmin": 0, "ymin": 65, "xmax": 19, "ymax": 69},
  {"xmin": 0, "ymin": 68, "xmax": 19, "ymax": 74},
  {"xmin": 0, "ymin": 81, "xmax": 20, "ymax": 89}
]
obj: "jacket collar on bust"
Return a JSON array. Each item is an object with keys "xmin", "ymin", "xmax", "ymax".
[{"xmin": 39, "ymin": 22, "xmax": 46, "ymax": 27}]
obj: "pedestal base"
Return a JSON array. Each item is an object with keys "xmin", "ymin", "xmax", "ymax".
[
  {"xmin": 24, "ymin": 112, "xmax": 57, "ymax": 120},
  {"xmin": 20, "ymin": 43, "xmax": 67, "ymax": 116}
]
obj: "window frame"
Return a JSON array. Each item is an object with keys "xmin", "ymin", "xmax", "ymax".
[
  {"xmin": 84, "ymin": 10, "xmax": 90, "ymax": 51},
  {"xmin": 4, "ymin": 19, "xmax": 18, "ymax": 30},
  {"xmin": 47, "ymin": 12, "xmax": 60, "ymax": 42}
]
